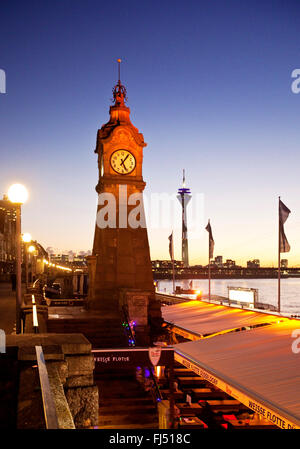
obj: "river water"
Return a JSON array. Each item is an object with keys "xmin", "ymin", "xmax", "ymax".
[{"xmin": 156, "ymin": 278, "xmax": 300, "ymax": 315}]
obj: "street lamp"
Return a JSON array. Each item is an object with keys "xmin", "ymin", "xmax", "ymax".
[
  {"xmin": 28, "ymin": 245, "xmax": 36, "ymax": 285},
  {"xmin": 8, "ymin": 184, "xmax": 28, "ymax": 204},
  {"xmin": 22, "ymin": 233, "xmax": 32, "ymax": 291},
  {"xmin": 8, "ymin": 183, "xmax": 28, "ymax": 334},
  {"xmin": 22, "ymin": 233, "xmax": 31, "ymax": 243}
]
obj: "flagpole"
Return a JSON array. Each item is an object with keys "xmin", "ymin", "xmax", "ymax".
[
  {"xmin": 208, "ymin": 220, "xmax": 211, "ymax": 302},
  {"xmin": 170, "ymin": 231, "xmax": 175, "ymax": 294},
  {"xmin": 172, "ymin": 258, "xmax": 175, "ymax": 294},
  {"xmin": 172, "ymin": 231, "xmax": 175, "ymax": 294},
  {"xmin": 208, "ymin": 252, "xmax": 211, "ymax": 301},
  {"xmin": 205, "ymin": 219, "xmax": 214, "ymax": 303},
  {"xmin": 278, "ymin": 196, "xmax": 281, "ymax": 313}
]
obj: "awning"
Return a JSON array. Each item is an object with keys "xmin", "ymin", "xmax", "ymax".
[
  {"xmin": 174, "ymin": 319, "xmax": 300, "ymax": 429},
  {"xmin": 162, "ymin": 300, "xmax": 285, "ymax": 339}
]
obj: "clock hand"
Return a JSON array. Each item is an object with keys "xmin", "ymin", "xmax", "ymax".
[{"xmin": 120, "ymin": 156, "xmax": 129, "ymax": 170}]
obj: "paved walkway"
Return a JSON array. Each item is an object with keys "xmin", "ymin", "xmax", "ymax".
[{"xmin": 0, "ymin": 282, "xmax": 19, "ymax": 334}]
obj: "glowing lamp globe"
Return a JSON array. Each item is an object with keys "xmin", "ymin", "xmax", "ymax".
[
  {"xmin": 28, "ymin": 245, "xmax": 36, "ymax": 253},
  {"xmin": 22, "ymin": 233, "xmax": 32, "ymax": 243},
  {"xmin": 8, "ymin": 184, "xmax": 28, "ymax": 204}
]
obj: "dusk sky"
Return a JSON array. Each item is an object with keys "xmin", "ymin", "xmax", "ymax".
[{"xmin": 1, "ymin": 0, "xmax": 300, "ymax": 266}]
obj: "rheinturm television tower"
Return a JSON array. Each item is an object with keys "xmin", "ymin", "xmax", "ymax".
[{"xmin": 177, "ymin": 169, "xmax": 192, "ymax": 267}]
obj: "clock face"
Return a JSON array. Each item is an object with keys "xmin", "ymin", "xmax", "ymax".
[{"xmin": 110, "ymin": 149, "xmax": 136, "ymax": 175}]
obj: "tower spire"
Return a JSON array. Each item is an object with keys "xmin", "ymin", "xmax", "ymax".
[
  {"xmin": 177, "ymin": 170, "xmax": 192, "ymax": 268},
  {"xmin": 112, "ymin": 58, "xmax": 127, "ymax": 106},
  {"xmin": 117, "ymin": 58, "xmax": 121, "ymax": 84}
]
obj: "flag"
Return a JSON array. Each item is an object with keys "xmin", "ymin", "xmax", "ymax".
[
  {"xmin": 205, "ymin": 220, "xmax": 214, "ymax": 260},
  {"xmin": 168, "ymin": 232, "xmax": 174, "ymax": 260},
  {"xmin": 279, "ymin": 199, "xmax": 291, "ymax": 253}
]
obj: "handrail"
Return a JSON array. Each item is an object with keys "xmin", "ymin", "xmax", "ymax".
[
  {"xmin": 121, "ymin": 307, "xmax": 163, "ymax": 401},
  {"xmin": 35, "ymin": 345, "xmax": 59, "ymax": 429}
]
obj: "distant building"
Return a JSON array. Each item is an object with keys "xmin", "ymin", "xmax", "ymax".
[
  {"xmin": 247, "ymin": 259, "xmax": 260, "ymax": 268},
  {"xmin": 224, "ymin": 259, "xmax": 236, "ymax": 268},
  {"xmin": 281, "ymin": 259, "xmax": 288, "ymax": 268},
  {"xmin": 72, "ymin": 254, "xmax": 87, "ymax": 269},
  {"xmin": 29, "ymin": 241, "xmax": 49, "ymax": 281},
  {"xmin": 214, "ymin": 256, "xmax": 223, "ymax": 267},
  {"xmin": 0, "ymin": 194, "xmax": 17, "ymax": 275},
  {"xmin": 50, "ymin": 254, "xmax": 70, "ymax": 264},
  {"xmin": 152, "ymin": 260, "xmax": 184, "ymax": 270},
  {"xmin": 73, "ymin": 254, "xmax": 86, "ymax": 262},
  {"xmin": 48, "ymin": 252, "xmax": 89, "ymax": 269}
]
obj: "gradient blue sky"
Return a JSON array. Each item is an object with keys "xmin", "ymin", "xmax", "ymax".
[{"xmin": 1, "ymin": 0, "xmax": 300, "ymax": 265}]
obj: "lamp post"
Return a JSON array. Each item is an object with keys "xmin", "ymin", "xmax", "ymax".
[
  {"xmin": 28, "ymin": 244, "xmax": 36, "ymax": 284},
  {"xmin": 22, "ymin": 233, "xmax": 32, "ymax": 291},
  {"xmin": 8, "ymin": 184, "xmax": 28, "ymax": 334}
]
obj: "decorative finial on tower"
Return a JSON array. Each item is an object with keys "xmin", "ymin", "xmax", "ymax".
[
  {"xmin": 112, "ymin": 58, "xmax": 128, "ymax": 106},
  {"xmin": 117, "ymin": 58, "xmax": 121, "ymax": 83}
]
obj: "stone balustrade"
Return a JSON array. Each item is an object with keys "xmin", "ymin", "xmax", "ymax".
[{"xmin": 5, "ymin": 333, "xmax": 99, "ymax": 429}]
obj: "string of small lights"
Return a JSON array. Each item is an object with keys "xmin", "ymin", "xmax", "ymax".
[
  {"xmin": 122, "ymin": 318, "xmax": 136, "ymax": 347},
  {"xmin": 121, "ymin": 307, "xmax": 162, "ymax": 402},
  {"xmin": 43, "ymin": 259, "xmax": 72, "ymax": 272}
]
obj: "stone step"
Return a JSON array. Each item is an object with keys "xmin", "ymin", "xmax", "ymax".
[
  {"xmin": 90, "ymin": 337, "xmax": 127, "ymax": 343},
  {"xmin": 96, "ymin": 372, "xmax": 138, "ymax": 380},
  {"xmin": 47, "ymin": 319, "xmax": 123, "ymax": 326},
  {"xmin": 99, "ymin": 414, "xmax": 158, "ymax": 426},
  {"xmin": 99, "ymin": 404, "xmax": 156, "ymax": 414},
  {"xmin": 100, "ymin": 397, "xmax": 154, "ymax": 407},
  {"xmin": 98, "ymin": 384, "xmax": 150, "ymax": 397},
  {"xmin": 47, "ymin": 327, "xmax": 123, "ymax": 334},
  {"xmin": 98, "ymin": 422, "xmax": 158, "ymax": 429},
  {"xmin": 47, "ymin": 322, "xmax": 123, "ymax": 329},
  {"xmin": 87, "ymin": 338, "xmax": 126, "ymax": 345},
  {"xmin": 47, "ymin": 324, "xmax": 127, "ymax": 348},
  {"xmin": 97, "ymin": 371, "xmax": 159, "ymax": 429},
  {"xmin": 99, "ymin": 390, "xmax": 151, "ymax": 400},
  {"xmin": 47, "ymin": 322, "xmax": 125, "ymax": 330},
  {"xmin": 95, "ymin": 371, "xmax": 136, "ymax": 379}
]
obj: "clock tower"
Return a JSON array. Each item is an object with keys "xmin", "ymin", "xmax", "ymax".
[{"xmin": 88, "ymin": 63, "xmax": 161, "ymax": 344}]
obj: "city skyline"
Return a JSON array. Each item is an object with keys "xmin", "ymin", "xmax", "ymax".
[
  {"xmin": 1, "ymin": 1, "xmax": 300, "ymax": 266},
  {"xmin": 40, "ymin": 247, "xmax": 294, "ymax": 269}
]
